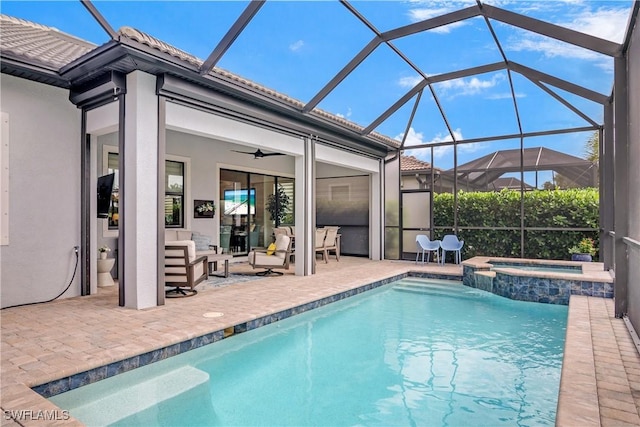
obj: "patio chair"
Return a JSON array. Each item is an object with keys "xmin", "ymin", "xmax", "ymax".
[
  {"xmin": 440, "ymin": 234, "xmax": 464, "ymax": 265},
  {"xmin": 320, "ymin": 226, "xmax": 340, "ymax": 262},
  {"xmin": 416, "ymin": 235, "xmax": 440, "ymax": 264},
  {"xmin": 248, "ymin": 234, "xmax": 292, "ymax": 276},
  {"xmin": 315, "ymin": 228, "xmax": 328, "ymax": 262},
  {"xmin": 165, "ymin": 241, "xmax": 207, "ymax": 297}
]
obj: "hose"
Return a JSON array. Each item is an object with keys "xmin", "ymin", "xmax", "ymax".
[{"xmin": 1, "ymin": 246, "xmax": 80, "ymax": 310}]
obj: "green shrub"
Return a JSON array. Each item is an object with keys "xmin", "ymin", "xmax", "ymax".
[{"xmin": 433, "ymin": 188, "xmax": 599, "ymax": 260}]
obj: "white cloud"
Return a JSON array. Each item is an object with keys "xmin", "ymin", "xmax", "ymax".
[
  {"xmin": 398, "ymin": 75, "xmax": 424, "ymax": 89},
  {"xmin": 289, "ymin": 40, "xmax": 304, "ymax": 52},
  {"xmin": 563, "ymin": 7, "xmax": 628, "ymax": 43},
  {"xmin": 486, "ymin": 92, "xmax": 526, "ymax": 100},
  {"xmin": 505, "ymin": 6, "xmax": 628, "ymax": 70},
  {"xmin": 400, "ymin": 127, "xmax": 489, "ymax": 165},
  {"xmin": 407, "ymin": 7, "xmax": 468, "ymax": 33},
  {"xmin": 336, "ymin": 107, "xmax": 352, "ymax": 119},
  {"xmin": 396, "ymin": 127, "xmax": 462, "ymax": 147},
  {"xmin": 436, "ymin": 73, "xmax": 505, "ymax": 98}
]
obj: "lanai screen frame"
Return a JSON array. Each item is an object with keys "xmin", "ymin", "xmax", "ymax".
[{"xmin": 75, "ymin": 0, "xmax": 639, "ymax": 318}]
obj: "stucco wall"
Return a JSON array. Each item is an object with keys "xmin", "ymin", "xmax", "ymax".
[
  {"xmin": 0, "ymin": 75, "xmax": 81, "ymax": 308},
  {"xmin": 626, "ymin": 17, "xmax": 640, "ymax": 333}
]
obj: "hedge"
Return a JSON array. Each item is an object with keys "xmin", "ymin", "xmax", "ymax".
[{"xmin": 433, "ymin": 188, "xmax": 599, "ymax": 261}]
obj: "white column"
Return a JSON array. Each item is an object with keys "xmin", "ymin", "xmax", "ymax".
[
  {"xmin": 369, "ymin": 160, "xmax": 382, "ymax": 261},
  {"xmin": 123, "ymin": 71, "xmax": 159, "ymax": 309},
  {"xmin": 295, "ymin": 136, "xmax": 315, "ymax": 276}
]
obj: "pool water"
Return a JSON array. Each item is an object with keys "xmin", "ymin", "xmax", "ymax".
[
  {"xmin": 50, "ymin": 279, "xmax": 568, "ymax": 426},
  {"xmin": 490, "ymin": 263, "xmax": 582, "ymax": 275}
]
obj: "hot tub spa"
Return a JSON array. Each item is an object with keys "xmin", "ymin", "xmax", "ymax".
[{"xmin": 462, "ymin": 257, "xmax": 614, "ymax": 305}]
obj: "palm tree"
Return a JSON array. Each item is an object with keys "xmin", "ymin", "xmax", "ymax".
[
  {"xmin": 584, "ymin": 131, "xmax": 599, "ymax": 187},
  {"xmin": 585, "ymin": 131, "xmax": 599, "ymax": 164}
]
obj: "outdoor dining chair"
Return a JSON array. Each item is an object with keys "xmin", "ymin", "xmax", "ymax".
[
  {"xmin": 416, "ymin": 235, "xmax": 441, "ymax": 264},
  {"xmin": 440, "ymin": 234, "xmax": 464, "ymax": 264}
]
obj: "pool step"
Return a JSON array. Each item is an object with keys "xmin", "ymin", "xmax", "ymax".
[
  {"xmin": 51, "ymin": 365, "xmax": 209, "ymax": 426},
  {"xmin": 393, "ymin": 280, "xmax": 491, "ymax": 299}
]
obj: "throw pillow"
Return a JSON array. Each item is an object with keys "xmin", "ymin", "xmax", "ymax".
[
  {"xmin": 191, "ymin": 232, "xmax": 212, "ymax": 251},
  {"xmin": 266, "ymin": 243, "xmax": 277, "ymax": 255}
]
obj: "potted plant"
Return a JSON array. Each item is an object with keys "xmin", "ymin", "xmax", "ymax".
[
  {"xmin": 266, "ymin": 184, "xmax": 290, "ymax": 226},
  {"xmin": 99, "ymin": 245, "xmax": 111, "ymax": 260},
  {"xmin": 569, "ymin": 238, "xmax": 596, "ymax": 262}
]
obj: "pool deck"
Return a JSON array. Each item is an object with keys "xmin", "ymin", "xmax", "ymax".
[{"xmin": 1, "ymin": 257, "xmax": 639, "ymax": 426}]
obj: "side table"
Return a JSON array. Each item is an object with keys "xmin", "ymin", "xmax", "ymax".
[{"xmin": 97, "ymin": 258, "xmax": 116, "ymax": 287}]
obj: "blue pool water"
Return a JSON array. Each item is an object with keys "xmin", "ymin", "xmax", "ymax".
[
  {"xmin": 50, "ymin": 279, "xmax": 568, "ymax": 426},
  {"xmin": 490, "ymin": 263, "xmax": 582, "ymax": 275}
]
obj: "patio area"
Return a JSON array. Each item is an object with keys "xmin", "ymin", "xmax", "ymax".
[{"xmin": 1, "ymin": 257, "xmax": 639, "ymax": 426}]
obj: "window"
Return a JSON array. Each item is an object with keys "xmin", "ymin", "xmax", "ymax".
[
  {"xmin": 165, "ymin": 160, "xmax": 184, "ymax": 227},
  {"xmin": 106, "ymin": 152, "xmax": 186, "ymax": 229}
]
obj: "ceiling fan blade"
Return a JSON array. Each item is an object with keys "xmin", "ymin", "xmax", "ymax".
[{"xmin": 231, "ymin": 149, "xmax": 285, "ymax": 158}]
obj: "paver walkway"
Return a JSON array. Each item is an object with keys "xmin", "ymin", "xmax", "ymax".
[{"xmin": 1, "ymin": 257, "xmax": 639, "ymax": 426}]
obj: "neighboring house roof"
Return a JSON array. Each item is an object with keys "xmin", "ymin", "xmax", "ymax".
[
  {"xmin": 446, "ymin": 147, "xmax": 597, "ymax": 188},
  {"xmin": 488, "ymin": 177, "xmax": 534, "ymax": 191},
  {"xmin": 0, "ymin": 14, "xmax": 399, "ymax": 149},
  {"xmin": 400, "ymin": 155, "xmax": 432, "ymax": 172}
]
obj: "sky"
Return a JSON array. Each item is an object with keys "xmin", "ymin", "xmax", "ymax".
[{"xmin": 1, "ymin": 0, "xmax": 634, "ymax": 186}]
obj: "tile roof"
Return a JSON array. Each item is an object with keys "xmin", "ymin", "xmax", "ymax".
[
  {"xmin": 119, "ymin": 26, "xmax": 399, "ymax": 148},
  {"xmin": 400, "ymin": 155, "xmax": 432, "ymax": 171},
  {"xmin": 0, "ymin": 15, "xmax": 96, "ymax": 70},
  {"xmin": 0, "ymin": 15, "xmax": 399, "ymax": 149}
]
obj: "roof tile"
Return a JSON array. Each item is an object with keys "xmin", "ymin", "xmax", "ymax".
[
  {"xmin": 0, "ymin": 15, "xmax": 95, "ymax": 69},
  {"xmin": 1, "ymin": 15, "xmax": 400, "ymax": 148},
  {"xmin": 401, "ymin": 155, "xmax": 432, "ymax": 171}
]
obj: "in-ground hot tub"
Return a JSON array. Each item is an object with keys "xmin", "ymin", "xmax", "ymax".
[{"xmin": 462, "ymin": 257, "xmax": 614, "ymax": 304}]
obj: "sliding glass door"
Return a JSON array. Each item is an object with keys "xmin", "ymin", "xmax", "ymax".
[{"xmin": 220, "ymin": 170, "xmax": 294, "ymax": 256}]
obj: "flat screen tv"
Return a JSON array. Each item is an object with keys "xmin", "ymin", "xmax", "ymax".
[
  {"xmin": 223, "ymin": 188, "xmax": 255, "ymax": 215},
  {"xmin": 97, "ymin": 173, "xmax": 115, "ymax": 219}
]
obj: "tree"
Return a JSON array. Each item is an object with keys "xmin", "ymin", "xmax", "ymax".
[
  {"xmin": 584, "ymin": 131, "xmax": 599, "ymax": 187},
  {"xmin": 585, "ymin": 131, "xmax": 599, "ymax": 163}
]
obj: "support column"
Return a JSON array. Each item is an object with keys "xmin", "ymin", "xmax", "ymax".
[
  {"xmin": 123, "ymin": 71, "xmax": 159, "ymax": 309},
  {"xmin": 295, "ymin": 137, "xmax": 316, "ymax": 276},
  {"xmin": 602, "ymin": 104, "xmax": 614, "ymax": 271},
  {"xmin": 614, "ymin": 56, "xmax": 629, "ymax": 318},
  {"xmin": 295, "ymin": 136, "xmax": 315, "ymax": 276},
  {"xmin": 369, "ymin": 159, "xmax": 382, "ymax": 260}
]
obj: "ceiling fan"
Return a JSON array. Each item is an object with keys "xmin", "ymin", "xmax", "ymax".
[{"xmin": 231, "ymin": 149, "xmax": 285, "ymax": 159}]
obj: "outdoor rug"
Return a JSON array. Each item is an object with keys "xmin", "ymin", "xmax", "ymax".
[{"xmin": 197, "ymin": 273, "xmax": 263, "ymax": 290}]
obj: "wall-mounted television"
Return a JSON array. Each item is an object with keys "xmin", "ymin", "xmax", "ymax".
[
  {"xmin": 97, "ymin": 173, "xmax": 115, "ymax": 219},
  {"xmin": 223, "ymin": 188, "xmax": 255, "ymax": 215}
]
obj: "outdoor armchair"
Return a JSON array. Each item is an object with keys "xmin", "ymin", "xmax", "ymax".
[
  {"xmin": 248, "ymin": 234, "xmax": 292, "ymax": 276},
  {"xmin": 165, "ymin": 240, "xmax": 207, "ymax": 297}
]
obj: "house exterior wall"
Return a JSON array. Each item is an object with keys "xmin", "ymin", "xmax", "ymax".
[
  {"xmin": 626, "ymin": 18, "xmax": 640, "ymax": 333},
  {"xmin": 0, "ymin": 74, "xmax": 81, "ymax": 308}
]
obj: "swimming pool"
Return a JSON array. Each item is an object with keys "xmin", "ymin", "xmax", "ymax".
[{"xmin": 50, "ymin": 278, "xmax": 567, "ymax": 426}]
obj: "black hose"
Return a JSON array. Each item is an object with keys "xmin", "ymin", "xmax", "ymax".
[{"xmin": 1, "ymin": 246, "xmax": 80, "ymax": 310}]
